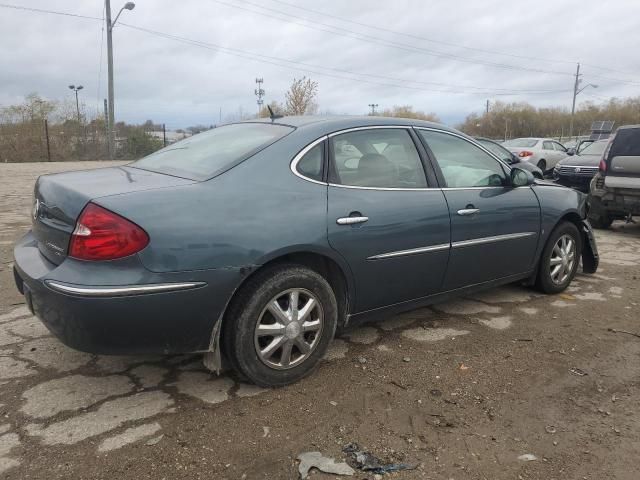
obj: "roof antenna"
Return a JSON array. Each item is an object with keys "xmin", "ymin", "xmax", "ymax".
[{"xmin": 267, "ymin": 105, "xmax": 283, "ymax": 121}]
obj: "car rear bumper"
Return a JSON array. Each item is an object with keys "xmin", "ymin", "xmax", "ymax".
[{"xmin": 13, "ymin": 231, "xmax": 244, "ymax": 355}]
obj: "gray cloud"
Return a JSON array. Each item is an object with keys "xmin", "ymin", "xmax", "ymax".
[{"xmin": 1, "ymin": 0, "xmax": 639, "ymax": 127}]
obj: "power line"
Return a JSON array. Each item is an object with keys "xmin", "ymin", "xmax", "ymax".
[
  {"xmin": 0, "ymin": 3, "xmax": 100, "ymax": 20},
  {"xmin": 211, "ymin": 0, "xmax": 575, "ymax": 77},
  {"xmin": 120, "ymin": 23, "xmax": 571, "ymax": 97},
  {"xmin": 265, "ymin": 0, "xmax": 638, "ymax": 78},
  {"xmin": 222, "ymin": 0, "xmax": 640, "ymax": 87}
]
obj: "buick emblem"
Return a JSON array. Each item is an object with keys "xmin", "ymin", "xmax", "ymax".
[
  {"xmin": 32, "ymin": 199, "xmax": 40, "ymax": 220},
  {"xmin": 574, "ymin": 167, "xmax": 581, "ymax": 173}
]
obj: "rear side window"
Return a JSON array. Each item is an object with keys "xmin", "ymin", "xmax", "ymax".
[
  {"xmin": 609, "ymin": 128, "xmax": 640, "ymax": 158},
  {"xmin": 329, "ymin": 129, "xmax": 427, "ymax": 188},
  {"xmin": 296, "ymin": 142, "xmax": 325, "ymax": 182},
  {"xmin": 132, "ymin": 123, "xmax": 293, "ymax": 180}
]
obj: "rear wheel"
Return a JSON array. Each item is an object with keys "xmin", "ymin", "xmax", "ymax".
[
  {"xmin": 536, "ymin": 222, "xmax": 582, "ymax": 294},
  {"xmin": 222, "ymin": 265, "xmax": 337, "ymax": 387},
  {"xmin": 537, "ymin": 159, "xmax": 547, "ymax": 172},
  {"xmin": 587, "ymin": 197, "xmax": 613, "ymax": 229}
]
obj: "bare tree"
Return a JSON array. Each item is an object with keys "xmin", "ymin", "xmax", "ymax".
[
  {"xmin": 284, "ymin": 77, "xmax": 318, "ymax": 115},
  {"xmin": 380, "ymin": 105, "xmax": 440, "ymax": 123}
]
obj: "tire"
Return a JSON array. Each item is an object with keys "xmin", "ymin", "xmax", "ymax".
[
  {"xmin": 537, "ymin": 159, "xmax": 547, "ymax": 172},
  {"xmin": 535, "ymin": 221, "xmax": 582, "ymax": 294},
  {"xmin": 222, "ymin": 264, "xmax": 338, "ymax": 387},
  {"xmin": 587, "ymin": 197, "xmax": 613, "ymax": 229}
]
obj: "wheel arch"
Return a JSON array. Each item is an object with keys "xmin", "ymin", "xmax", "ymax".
[{"xmin": 203, "ymin": 248, "xmax": 355, "ymax": 372}]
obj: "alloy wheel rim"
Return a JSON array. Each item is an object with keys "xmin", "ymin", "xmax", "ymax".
[
  {"xmin": 254, "ymin": 288, "xmax": 324, "ymax": 370},
  {"xmin": 549, "ymin": 234, "xmax": 576, "ymax": 285}
]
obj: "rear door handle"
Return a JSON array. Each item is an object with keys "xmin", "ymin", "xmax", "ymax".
[
  {"xmin": 457, "ymin": 208, "xmax": 480, "ymax": 216},
  {"xmin": 337, "ymin": 216, "xmax": 369, "ymax": 225}
]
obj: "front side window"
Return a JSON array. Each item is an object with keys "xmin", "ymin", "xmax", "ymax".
[
  {"xmin": 553, "ymin": 142, "xmax": 567, "ymax": 152},
  {"xmin": 132, "ymin": 123, "xmax": 293, "ymax": 181},
  {"xmin": 476, "ymin": 139, "xmax": 513, "ymax": 163},
  {"xmin": 329, "ymin": 129, "xmax": 427, "ymax": 188},
  {"xmin": 418, "ymin": 130, "xmax": 507, "ymax": 188}
]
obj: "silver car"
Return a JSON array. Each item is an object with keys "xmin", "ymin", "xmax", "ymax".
[{"xmin": 503, "ymin": 138, "xmax": 572, "ymax": 174}]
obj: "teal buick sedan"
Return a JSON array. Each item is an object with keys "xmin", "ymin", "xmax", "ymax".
[{"xmin": 14, "ymin": 116, "xmax": 598, "ymax": 386}]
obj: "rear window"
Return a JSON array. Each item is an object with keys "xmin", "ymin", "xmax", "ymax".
[
  {"xmin": 579, "ymin": 140, "xmax": 607, "ymax": 156},
  {"xmin": 132, "ymin": 123, "xmax": 293, "ymax": 180},
  {"xmin": 503, "ymin": 138, "xmax": 538, "ymax": 148},
  {"xmin": 609, "ymin": 128, "xmax": 640, "ymax": 158}
]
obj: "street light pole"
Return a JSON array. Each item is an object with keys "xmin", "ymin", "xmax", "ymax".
[
  {"xmin": 368, "ymin": 103, "xmax": 378, "ymax": 115},
  {"xmin": 68, "ymin": 85, "xmax": 84, "ymax": 124},
  {"xmin": 105, "ymin": 0, "xmax": 135, "ymax": 159}
]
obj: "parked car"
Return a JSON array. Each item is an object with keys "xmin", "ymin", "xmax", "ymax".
[
  {"xmin": 553, "ymin": 139, "xmax": 608, "ymax": 192},
  {"xmin": 13, "ymin": 116, "xmax": 599, "ymax": 387},
  {"xmin": 588, "ymin": 125, "xmax": 640, "ymax": 228},
  {"xmin": 475, "ymin": 137, "xmax": 543, "ymax": 179},
  {"xmin": 503, "ymin": 137, "xmax": 573, "ymax": 173}
]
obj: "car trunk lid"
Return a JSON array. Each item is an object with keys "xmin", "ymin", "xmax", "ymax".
[{"xmin": 32, "ymin": 166, "xmax": 194, "ymax": 264}]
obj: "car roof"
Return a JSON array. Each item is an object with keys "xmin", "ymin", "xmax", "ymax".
[
  {"xmin": 616, "ymin": 124, "xmax": 640, "ymax": 131},
  {"xmin": 244, "ymin": 115, "xmax": 454, "ymax": 133}
]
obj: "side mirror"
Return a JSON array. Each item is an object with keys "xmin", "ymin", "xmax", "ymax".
[
  {"xmin": 566, "ymin": 148, "xmax": 576, "ymax": 156},
  {"xmin": 511, "ymin": 167, "xmax": 535, "ymax": 187}
]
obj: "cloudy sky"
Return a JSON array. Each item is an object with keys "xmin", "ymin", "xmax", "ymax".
[{"xmin": 1, "ymin": 0, "xmax": 639, "ymax": 128}]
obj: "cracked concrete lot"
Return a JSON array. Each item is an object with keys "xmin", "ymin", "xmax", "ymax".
[{"xmin": 1, "ymin": 162, "xmax": 639, "ymax": 479}]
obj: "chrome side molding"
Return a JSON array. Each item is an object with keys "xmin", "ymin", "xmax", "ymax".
[
  {"xmin": 452, "ymin": 232, "xmax": 536, "ymax": 248},
  {"xmin": 45, "ymin": 280, "xmax": 206, "ymax": 297},
  {"xmin": 367, "ymin": 243, "xmax": 450, "ymax": 260}
]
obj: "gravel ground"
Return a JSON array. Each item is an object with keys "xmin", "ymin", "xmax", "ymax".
[{"xmin": 0, "ymin": 161, "xmax": 639, "ymax": 480}]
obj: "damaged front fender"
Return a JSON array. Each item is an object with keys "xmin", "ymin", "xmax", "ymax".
[{"xmin": 581, "ymin": 220, "xmax": 599, "ymax": 274}]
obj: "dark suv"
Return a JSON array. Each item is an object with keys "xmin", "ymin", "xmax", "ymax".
[{"xmin": 588, "ymin": 125, "xmax": 640, "ymax": 228}]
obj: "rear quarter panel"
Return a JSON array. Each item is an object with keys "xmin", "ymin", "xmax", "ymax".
[{"xmin": 95, "ymin": 129, "xmax": 337, "ymax": 274}]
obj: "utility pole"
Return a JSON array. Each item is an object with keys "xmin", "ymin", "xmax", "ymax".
[
  {"xmin": 103, "ymin": 98, "xmax": 109, "ymax": 158},
  {"xmin": 105, "ymin": 1, "xmax": 136, "ymax": 159},
  {"xmin": 162, "ymin": 123, "xmax": 166, "ymax": 147},
  {"xmin": 368, "ymin": 103, "xmax": 378, "ymax": 115},
  {"xmin": 569, "ymin": 63, "xmax": 581, "ymax": 140},
  {"xmin": 568, "ymin": 63, "xmax": 598, "ymax": 140},
  {"xmin": 106, "ymin": 0, "xmax": 115, "ymax": 159},
  {"xmin": 255, "ymin": 78, "xmax": 265, "ymax": 116},
  {"xmin": 44, "ymin": 119, "xmax": 51, "ymax": 162},
  {"xmin": 486, "ymin": 99, "xmax": 490, "ymax": 115}
]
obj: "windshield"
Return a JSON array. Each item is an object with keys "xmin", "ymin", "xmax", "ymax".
[
  {"xmin": 476, "ymin": 139, "xmax": 513, "ymax": 162},
  {"xmin": 503, "ymin": 138, "xmax": 538, "ymax": 148},
  {"xmin": 132, "ymin": 123, "xmax": 293, "ymax": 180},
  {"xmin": 579, "ymin": 140, "xmax": 607, "ymax": 156}
]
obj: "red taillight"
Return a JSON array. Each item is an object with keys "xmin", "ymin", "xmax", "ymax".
[
  {"xmin": 69, "ymin": 203, "xmax": 149, "ymax": 261},
  {"xmin": 519, "ymin": 150, "xmax": 534, "ymax": 158},
  {"xmin": 599, "ymin": 158, "xmax": 607, "ymax": 172}
]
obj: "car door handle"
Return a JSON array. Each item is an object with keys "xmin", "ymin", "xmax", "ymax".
[
  {"xmin": 336, "ymin": 216, "xmax": 369, "ymax": 225},
  {"xmin": 457, "ymin": 208, "xmax": 480, "ymax": 216}
]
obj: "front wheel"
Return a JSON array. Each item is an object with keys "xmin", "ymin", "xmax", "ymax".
[
  {"xmin": 222, "ymin": 265, "xmax": 338, "ymax": 387},
  {"xmin": 536, "ymin": 222, "xmax": 582, "ymax": 294}
]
